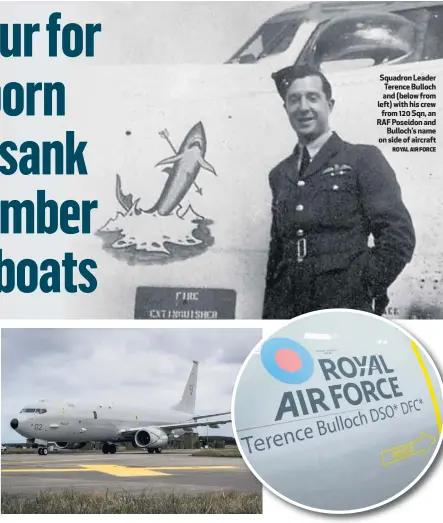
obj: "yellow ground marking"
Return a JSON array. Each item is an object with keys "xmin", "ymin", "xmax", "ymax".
[
  {"xmin": 381, "ymin": 432, "xmax": 437, "ymax": 466},
  {"xmin": 80, "ymin": 465, "xmax": 169, "ymax": 477},
  {"xmin": 411, "ymin": 340, "xmax": 442, "ymax": 435},
  {"xmin": 146, "ymin": 466, "xmax": 239, "ymax": 471},
  {"xmin": 80, "ymin": 465, "xmax": 239, "ymax": 477},
  {"xmin": 2, "ymin": 464, "xmax": 239, "ymax": 477}
]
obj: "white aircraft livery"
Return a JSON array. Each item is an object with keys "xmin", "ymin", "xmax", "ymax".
[
  {"xmin": 232, "ymin": 311, "xmax": 443, "ymax": 512},
  {"xmin": 10, "ymin": 361, "xmax": 231, "ymax": 455}
]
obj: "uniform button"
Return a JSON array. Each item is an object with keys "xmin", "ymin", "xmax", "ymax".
[
  {"xmin": 332, "ymin": 185, "xmax": 339, "ymax": 190},
  {"xmin": 295, "ymin": 204, "xmax": 304, "ymax": 211},
  {"xmin": 296, "ymin": 229, "xmax": 304, "ymax": 237},
  {"xmin": 297, "ymin": 180, "xmax": 305, "ymax": 187}
]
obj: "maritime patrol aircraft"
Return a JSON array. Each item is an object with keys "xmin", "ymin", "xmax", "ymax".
[{"xmin": 9, "ymin": 361, "xmax": 231, "ymax": 455}]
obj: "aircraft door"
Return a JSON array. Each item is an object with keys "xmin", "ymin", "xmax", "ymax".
[{"xmin": 74, "ymin": 411, "xmax": 99, "ymax": 439}]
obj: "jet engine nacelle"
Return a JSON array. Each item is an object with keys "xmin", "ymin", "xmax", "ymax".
[
  {"xmin": 54, "ymin": 442, "xmax": 86, "ymax": 450},
  {"xmin": 133, "ymin": 428, "xmax": 168, "ymax": 449}
]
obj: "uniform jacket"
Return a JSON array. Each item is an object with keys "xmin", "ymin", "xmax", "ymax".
[{"xmin": 263, "ymin": 132, "xmax": 416, "ymax": 317}]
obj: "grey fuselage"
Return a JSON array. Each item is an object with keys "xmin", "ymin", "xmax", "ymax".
[{"xmin": 13, "ymin": 401, "xmax": 193, "ymax": 444}]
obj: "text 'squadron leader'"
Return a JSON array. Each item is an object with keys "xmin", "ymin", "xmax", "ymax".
[{"xmin": 232, "ymin": 309, "xmax": 443, "ymax": 514}]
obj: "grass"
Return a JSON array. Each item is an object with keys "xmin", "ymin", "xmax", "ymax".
[
  {"xmin": 1, "ymin": 490, "xmax": 262, "ymax": 514},
  {"xmin": 191, "ymin": 448, "xmax": 242, "ymax": 458}
]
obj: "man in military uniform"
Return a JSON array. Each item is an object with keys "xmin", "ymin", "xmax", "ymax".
[{"xmin": 263, "ymin": 65, "xmax": 415, "ymax": 319}]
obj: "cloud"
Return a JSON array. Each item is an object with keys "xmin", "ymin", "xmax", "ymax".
[{"xmin": 1, "ymin": 328, "xmax": 262, "ymax": 442}]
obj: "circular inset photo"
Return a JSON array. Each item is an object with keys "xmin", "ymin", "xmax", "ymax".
[{"xmin": 232, "ymin": 310, "xmax": 443, "ymax": 514}]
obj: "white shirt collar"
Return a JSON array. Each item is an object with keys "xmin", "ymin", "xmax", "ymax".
[{"xmin": 299, "ymin": 129, "xmax": 334, "ymax": 160}]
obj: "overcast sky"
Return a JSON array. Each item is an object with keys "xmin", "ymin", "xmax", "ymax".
[
  {"xmin": 1, "ymin": 328, "xmax": 262, "ymax": 442},
  {"xmin": 3, "ymin": 1, "xmax": 296, "ymax": 64}
]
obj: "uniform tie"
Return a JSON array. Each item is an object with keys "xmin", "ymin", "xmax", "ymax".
[{"xmin": 298, "ymin": 146, "xmax": 311, "ymax": 178}]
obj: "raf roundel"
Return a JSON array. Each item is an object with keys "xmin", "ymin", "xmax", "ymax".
[{"xmin": 261, "ymin": 337, "xmax": 314, "ymax": 384}]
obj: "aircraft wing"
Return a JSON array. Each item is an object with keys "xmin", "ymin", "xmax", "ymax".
[
  {"xmin": 159, "ymin": 418, "xmax": 231, "ymax": 431},
  {"xmin": 118, "ymin": 418, "xmax": 231, "ymax": 439},
  {"xmin": 192, "ymin": 411, "xmax": 231, "ymax": 421}
]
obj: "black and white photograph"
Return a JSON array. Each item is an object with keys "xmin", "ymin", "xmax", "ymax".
[
  {"xmin": 1, "ymin": 1, "xmax": 442, "ymax": 320},
  {"xmin": 1, "ymin": 327, "xmax": 263, "ymax": 513}
]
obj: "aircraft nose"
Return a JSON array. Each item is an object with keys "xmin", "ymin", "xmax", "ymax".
[{"xmin": 10, "ymin": 418, "xmax": 19, "ymax": 430}]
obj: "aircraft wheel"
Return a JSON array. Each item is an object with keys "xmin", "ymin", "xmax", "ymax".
[
  {"xmin": 102, "ymin": 443, "xmax": 110, "ymax": 454},
  {"xmin": 155, "ymin": 448, "xmax": 162, "ymax": 454},
  {"xmin": 38, "ymin": 448, "xmax": 42, "ymax": 455},
  {"xmin": 109, "ymin": 445, "xmax": 116, "ymax": 454},
  {"xmin": 147, "ymin": 448, "xmax": 155, "ymax": 454},
  {"xmin": 42, "ymin": 448, "xmax": 48, "ymax": 456}
]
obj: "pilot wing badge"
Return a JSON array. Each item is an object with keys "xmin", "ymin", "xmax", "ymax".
[{"xmin": 97, "ymin": 122, "xmax": 218, "ymax": 265}]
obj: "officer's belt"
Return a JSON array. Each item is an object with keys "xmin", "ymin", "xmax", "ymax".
[{"xmin": 282, "ymin": 234, "xmax": 368, "ymax": 265}]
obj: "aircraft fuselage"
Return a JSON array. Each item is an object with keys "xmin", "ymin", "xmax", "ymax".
[{"xmin": 11, "ymin": 403, "xmax": 192, "ymax": 444}]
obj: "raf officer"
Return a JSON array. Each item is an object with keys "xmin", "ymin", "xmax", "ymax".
[{"xmin": 263, "ymin": 65, "xmax": 415, "ymax": 319}]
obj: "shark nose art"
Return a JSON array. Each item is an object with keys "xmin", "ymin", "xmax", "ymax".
[{"xmin": 10, "ymin": 418, "xmax": 18, "ymax": 430}]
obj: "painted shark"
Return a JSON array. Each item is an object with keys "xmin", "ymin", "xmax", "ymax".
[{"xmin": 151, "ymin": 122, "xmax": 217, "ymax": 216}]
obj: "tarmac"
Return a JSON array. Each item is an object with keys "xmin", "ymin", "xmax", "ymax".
[{"xmin": 1, "ymin": 451, "xmax": 262, "ymax": 498}]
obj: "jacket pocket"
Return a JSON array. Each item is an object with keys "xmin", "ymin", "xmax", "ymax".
[{"xmin": 313, "ymin": 177, "xmax": 359, "ymax": 227}]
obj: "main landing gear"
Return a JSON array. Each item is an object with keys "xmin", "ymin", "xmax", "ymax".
[
  {"xmin": 147, "ymin": 448, "xmax": 162, "ymax": 454},
  {"xmin": 38, "ymin": 447, "xmax": 48, "ymax": 455},
  {"xmin": 102, "ymin": 443, "xmax": 117, "ymax": 454}
]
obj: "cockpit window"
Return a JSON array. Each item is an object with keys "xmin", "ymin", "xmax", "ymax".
[
  {"xmin": 420, "ymin": 6, "xmax": 443, "ymax": 61},
  {"xmin": 20, "ymin": 408, "xmax": 47, "ymax": 414},
  {"xmin": 226, "ymin": 5, "xmax": 442, "ymax": 69},
  {"xmin": 226, "ymin": 19, "xmax": 303, "ymax": 64},
  {"xmin": 298, "ymin": 12, "xmax": 418, "ymax": 71}
]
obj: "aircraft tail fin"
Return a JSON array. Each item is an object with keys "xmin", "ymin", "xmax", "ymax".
[{"xmin": 171, "ymin": 361, "xmax": 198, "ymax": 414}]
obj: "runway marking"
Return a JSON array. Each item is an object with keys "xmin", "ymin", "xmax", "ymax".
[
  {"xmin": 80, "ymin": 465, "xmax": 240, "ymax": 477},
  {"xmin": 2, "ymin": 464, "xmax": 240, "ymax": 477},
  {"xmin": 146, "ymin": 466, "xmax": 240, "ymax": 471},
  {"xmin": 80, "ymin": 465, "xmax": 169, "ymax": 477},
  {"xmin": 1, "ymin": 454, "xmax": 201, "ymax": 465}
]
